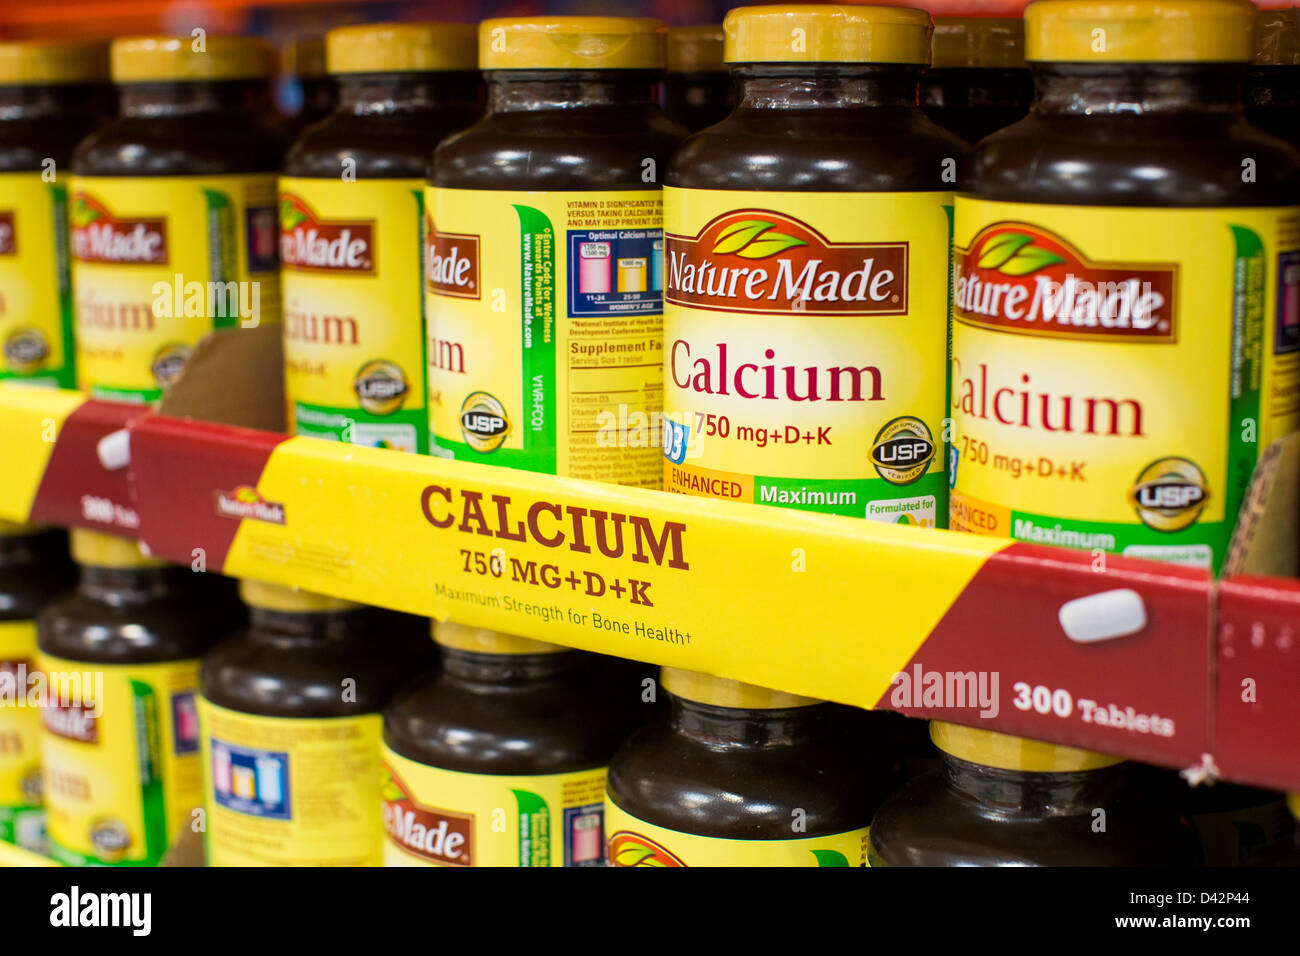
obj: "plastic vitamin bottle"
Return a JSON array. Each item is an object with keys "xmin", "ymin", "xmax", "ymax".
[
  {"xmin": 0, "ymin": 40, "xmax": 111, "ymax": 389},
  {"xmin": 381, "ymin": 624, "xmax": 633, "ymax": 867},
  {"xmin": 921, "ymin": 17, "xmax": 1032, "ymax": 144},
  {"xmin": 71, "ymin": 35, "xmax": 284, "ymax": 403},
  {"xmin": 1135, "ymin": 766, "xmax": 1295, "ymax": 865},
  {"xmin": 662, "ymin": 5, "xmax": 963, "ymax": 524},
  {"xmin": 281, "ymin": 23, "xmax": 479, "ymax": 454},
  {"xmin": 605, "ymin": 668, "xmax": 899, "ymax": 866},
  {"xmin": 427, "ymin": 17, "xmax": 682, "ymax": 487},
  {"xmin": 0, "ymin": 522, "xmax": 73, "ymax": 852},
  {"xmin": 1246, "ymin": 793, "xmax": 1300, "ymax": 865},
  {"xmin": 37, "ymin": 530, "xmax": 222, "ymax": 866},
  {"xmin": 198, "ymin": 580, "xmax": 434, "ymax": 866},
  {"xmin": 283, "ymin": 36, "xmax": 336, "ymax": 136},
  {"xmin": 868, "ymin": 722, "xmax": 1202, "ymax": 865},
  {"xmin": 949, "ymin": 0, "xmax": 1300, "ymax": 572},
  {"xmin": 1246, "ymin": 7, "xmax": 1300, "ymax": 147},
  {"xmin": 665, "ymin": 26, "xmax": 734, "ymax": 132}
]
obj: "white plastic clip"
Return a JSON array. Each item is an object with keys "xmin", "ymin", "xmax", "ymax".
[
  {"xmin": 96, "ymin": 428, "xmax": 131, "ymax": 471},
  {"xmin": 1058, "ymin": 588, "xmax": 1147, "ymax": 643}
]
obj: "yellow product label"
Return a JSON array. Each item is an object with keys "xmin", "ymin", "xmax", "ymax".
[
  {"xmin": 951, "ymin": 199, "xmax": 1300, "ymax": 571},
  {"xmin": 39, "ymin": 653, "xmax": 202, "ymax": 866},
  {"xmin": 605, "ymin": 797, "xmax": 868, "ymax": 866},
  {"xmin": 381, "ymin": 746, "xmax": 608, "ymax": 866},
  {"xmin": 199, "ymin": 700, "xmax": 384, "ymax": 866},
  {"xmin": 426, "ymin": 186, "xmax": 664, "ymax": 487},
  {"xmin": 0, "ymin": 172, "xmax": 75, "ymax": 388},
  {"xmin": 0, "ymin": 621, "xmax": 44, "ymax": 850},
  {"xmin": 71, "ymin": 173, "xmax": 281, "ymax": 404},
  {"xmin": 661, "ymin": 188, "xmax": 953, "ymax": 524},
  {"xmin": 281, "ymin": 178, "xmax": 429, "ymax": 454}
]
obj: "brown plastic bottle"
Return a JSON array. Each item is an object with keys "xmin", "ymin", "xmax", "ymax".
[
  {"xmin": 0, "ymin": 522, "xmax": 74, "ymax": 851},
  {"xmin": 950, "ymin": 0, "xmax": 1300, "ymax": 572},
  {"xmin": 0, "ymin": 40, "xmax": 112, "ymax": 389},
  {"xmin": 426, "ymin": 16, "xmax": 683, "ymax": 489},
  {"xmin": 1246, "ymin": 793, "xmax": 1300, "ymax": 865},
  {"xmin": 1134, "ymin": 766, "xmax": 1295, "ymax": 865},
  {"xmin": 283, "ymin": 36, "xmax": 336, "ymax": 135},
  {"xmin": 662, "ymin": 5, "xmax": 963, "ymax": 522},
  {"xmin": 381, "ymin": 624, "xmax": 634, "ymax": 867},
  {"xmin": 868, "ymin": 723, "xmax": 1202, "ymax": 866},
  {"xmin": 1246, "ymin": 7, "xmax": 1300, "ymax": 147},
  {"xmin": 922, "ymin": 17, "xmax": 1032, "ymax": 144},
  {"xmin": 71, "ymin": 35, "xmax": 286, "ymax": 403},
  {"xmin": 970, "ymin": 1, "xmax": 1298, "ymax": 208},
  {"xmin": 37, "ymin": 530, "xmax": 225, "ymax": 866},
  {"xmin": 199, "ymin": 580, "xmax": 436, "ymax": 866},
  {"xmin": 282, "ymin": 22, "xmax": 479, "ymax": 454},
  {"xmin": 605, "ymin": 669, "xmax": 899, "ymax": 867},
  {"xmin": 665, "ymin": 25, "xmax": 734, "ymax": 132}
]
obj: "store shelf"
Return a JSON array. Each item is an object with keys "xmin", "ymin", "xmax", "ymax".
[{"xmin": 2, "ymin": 363, "xmax": 1299, "ymax": 792}]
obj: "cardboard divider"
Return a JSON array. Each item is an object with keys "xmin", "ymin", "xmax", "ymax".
[
  {"xmin": 118, "ymin": 410, "xmax": 1216, "ymax": 772},
  {"xmin": 1214, "ymin": 576, "xmax": 1300, "ymax": 791}
]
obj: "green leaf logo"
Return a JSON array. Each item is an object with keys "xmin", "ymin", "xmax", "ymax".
[
  {"xmin": 810, "ymin": 849, "xmax": 851, "ymax": 867},
  {"xmin": 72, "ymin": 198, "xmax": 101, "ymax": 227},
  {"xmin": 280, "ymin": 197, "xmax": 307, "ymax": 230},
  {"xmin": 711, "ymin": 219, "xmax": 806, "ymax": 259},
  {"xmin": 997, "ymin": 247, "xmax": 1067, "ymax": 275},
  {"xmin": 607, "ymin": 831, "xmax": 685, "ymax": 867},
  {"xmin": 978, "ymin": 233, "xmax": 1065, "ymax": 276},
  {"xmin": 379, "ymin": 771, "xmax": 405, "ymax": 804},
  {"xmin": 976, "ymin": 232, "xmax": 1033, "ymax": 268}
]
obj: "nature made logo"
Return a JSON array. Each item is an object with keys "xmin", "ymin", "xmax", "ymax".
[
  {"xmin": 71, "ymin": 194, "xmax": 168, "ymax": 265},
  {"xmin": 213, "ymin": 486, "xmax": 286, "ymax": 525},
  {"xmin": 665, "ymin": 210, "xmax": 908, "ymax": 316},
  {"xmin": 1127, "ymin": 456, "xmax": 1210, "ymax": 532},
  {"xmin": 0, "ymin": 211, "xmax": 14, "ymax": 255},
  {"xmin": 42, "ymin": 701, "xmax": 98, "ymax": 744},
  {"xmin": 607, "ymin": 831, "xmax": 685, "ymax": 867},
  {"xmin": 380, "ymin": 767, "xmax": 474, "ymax": 866},
  {"xmin": 954, "ymin": 224, "xmax": 1178, "ymax": 340},
  {"xmin": 279, "ymin": 194, "xmax": 374, "ymax": 274},
  {"xmin": 426, "ymin": 214, "xmax": 480, "ymax": 299}
]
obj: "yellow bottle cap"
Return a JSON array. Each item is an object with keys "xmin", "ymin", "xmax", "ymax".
[
  {"xmin": 70, "ymin": 529, "xmax": 169, "ymax": 569},
  {"xmin": 1025, "ymin": 0, "xmax": 1255, "ymax": 63},
  {"xmin": 1255, "ymin": 7, "xmax": 1300, "ymax": 66},
  {"xmin": 932, "ymin": 17, "xmax": 1026, "ymax": 69},
  {"xmin": 661, "ymin": 667, "xmax": 822, "ymax": 709},
  {"xmin": 239, "ymin": 579, "xmax": 361, "ymax": 612},
  {"xmin": 931, "ymin": 721, "xmax": 1125, "ymax": 772},
  {"xmin": 479, "ymin": 17, "xmax": 666, "ymax": 71},
  {"xmin": 1288, "ymin": 793, "xmax": 1300, "ymax": 821},
  {"xmin": 725, "ymin": 4, "xmax": 932, "ymax": 65},
  {"xmin": 111, "ymin": 35, "xmax": 274, "ymax": 83},
  {"xmin": 0, "ymin": 40, "xmax": 109, "ymax": 85},
  {"xmin": 326, "ymin": 22, "xmax": 478, "ymax": 74},
  {"xmin": 669, "ymin": 25, "xmax": 726, "ymax": 73},
  {"xmin": 284, "ymin": 36, "xmax": 326, "ymax": 78},
  {"xmin": 433, "ymin": 620, "xmax": 569, "ymax": 655}
]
